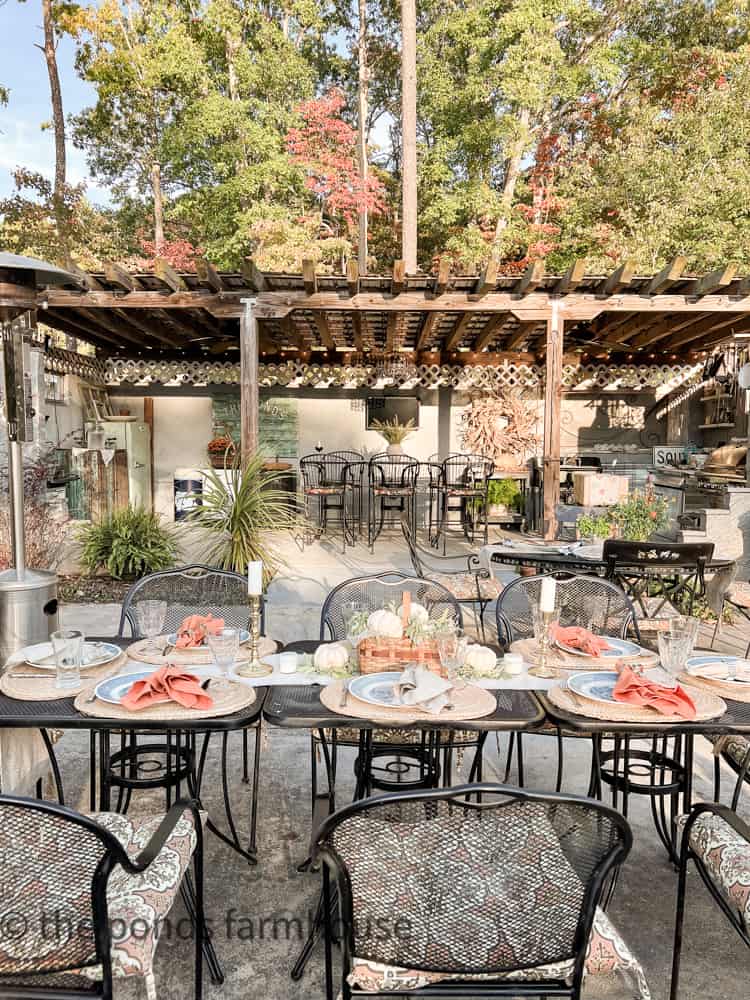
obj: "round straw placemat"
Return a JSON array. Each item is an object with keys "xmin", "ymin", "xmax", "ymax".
[
  {"xmin": 512, "ymin": 639, "xmax": 657, "ymax": 672},
  {"xmin": 678, "ymin": 672, "xmax": 750, "ymax": 705},
  {"xmin": 127, "ymin": 636, "xmax": 276, "ymax": 666},
  {"xmin": 321, "ymin": 679, "xmax": 497, "ymax": 725},
  {"xmin": 546, "ymin": 682, "xmax": 726, "ymax": 724},
  {"xmin": 74, "ymin": 680, "xmax": 256, "ymax": 721},
  {"xmin": 0, "ymin": 652, "xmax": 128, "ymax": 701}
]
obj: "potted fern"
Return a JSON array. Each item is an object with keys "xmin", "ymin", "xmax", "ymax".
[{"xmin": 370, "ymin": 416, "xmax": 416, "ymax": 455}]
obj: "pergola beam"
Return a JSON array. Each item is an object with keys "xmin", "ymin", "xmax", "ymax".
[
  {"xmin": 647, "ymin": 256, "xmax": 688, "ymax": 294},
  {"xmin": 473, "ymin": 258, "xmax": 498, "ymax": 298},
  {"xmin": 312, "ymin": 311, "xmax": 335, "ymax": 349},
  {"xmin": 415, "ymin": 311, "xmax": 443, "ymax": 352},
  {"xmin": 302, "ymin": 259, "xmax": 318, "ymax": 296},
  {"xmin": 505, "ymin": 320, "xmax": 541, "ymax": 351},
  {"xmin": 692, "ymin": 264, "xmax": 738, "ymax": 297},
  {"xmin": 241, "ymin": 258, "xmax": 268, "ymax": 292},
  {"xmin": 432, "ymin": 257, "xmax": 451, "ymax": 296},
  {"xmin": 473, "ymin": 311, "xmax": 510, "ymax": 353},
  {"xmin": 515, "ymin": 260, "xmax": 545, "ymax": 296},
  {"xmin": 554, "ymin": 260, "xmax": 586, "ymax": 295},
  {"xmin": 153, "ymin": 258, "xmax": 188, "ymax": 292},
  {"xmin": 445, "ymin": 312, "xmax": 475, "ymax": 352},
  {"xmin": 598, "ymin": 260, "xmax": 637, "ymax": 296},
  {"xmin": 391, "ymin": 260, "xmax": 406, "ymax": 296},
  {"xmin": 104, "ymin": 262, "xmax": 141, "ymax": 292},
  {"xmin": 195, "ymin": 258, "xmax": 225, "ymax": 293}
]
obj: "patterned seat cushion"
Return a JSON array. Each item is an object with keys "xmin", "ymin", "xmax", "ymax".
[
  {"xmin": 305, "ymin": 486, "xmax": 346, "ymax": 495},
  {"xmin": 349, "ymin": 908, "xmax": 650, "ymax": 998},
  {"xmin": 373, "ymin": 486, "xmax": 415, "ymax": 496},
  {"xmin": 706, "ymin": 733, "xmax": 750, "ymax": 772},
  {"xmin": 675, "ymin": 810, "xmax": 750, "ymax": 925},
  {"xmin": 429, "ymin": 571, "xmax": 503, "ymax": 602},
  {"xmin": 93, "ymin": 810, "xmax": 198, "ymax": 978}
]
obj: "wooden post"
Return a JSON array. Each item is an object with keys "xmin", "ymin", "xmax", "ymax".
[
  {"xmin": 240, "ymin": 297, "xmax": 259, "ymax": 463},
  {"xmin": 542, "ymin": 301, "xmax": 563, "ymax": 540},
  {"xmin": 143, "ymin": 396, "xmax": 154, "ymax": 510},
  {"xmin": 400, "ymin": 0, "xmax": 418, "ymax": 272}
]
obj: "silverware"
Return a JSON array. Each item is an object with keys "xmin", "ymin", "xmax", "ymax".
[
  {"xmin": 339, "ymin": 680, "xmax": 350, "ymax": 709},
  {"xmin": 7, "ymin": 672, "xmax": 49, "ymax": 679}
]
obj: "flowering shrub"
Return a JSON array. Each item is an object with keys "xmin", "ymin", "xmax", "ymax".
[
  {"xmin": 0, "ymin": 451, "xmax": 70, "ymax": 571},
  {"xmin": 608, "ymin": 489, "xmax": 670, "ymax": 541}
]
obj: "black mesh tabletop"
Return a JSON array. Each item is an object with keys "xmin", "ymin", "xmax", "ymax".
[
  {"xmin": 540, "ymin": 693, "xmax": 750, "ymax": 736},
  {"xmin": 263, "ymin": 683, "xmax": 544, "ymax": 732}
]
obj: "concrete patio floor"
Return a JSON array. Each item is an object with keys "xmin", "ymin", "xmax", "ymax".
[{"xmin": 53, "ymin": 527, "xmax": 750, "ymax": 1000}]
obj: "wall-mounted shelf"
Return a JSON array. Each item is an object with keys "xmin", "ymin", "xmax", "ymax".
[
  {"xmin": 699, "ymin": 422, "xmax": 735, "ymax": 429},
  {"xmin": 702, "ymin": 393, "xmax": 734, "ymax": 402}
]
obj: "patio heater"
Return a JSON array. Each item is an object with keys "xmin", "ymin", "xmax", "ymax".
[{"xmin": 0, "ymin": 253, "xmax": 78, "ymax": 661}]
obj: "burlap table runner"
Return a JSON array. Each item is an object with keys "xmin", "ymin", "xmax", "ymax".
[
  {"xmin": 512, "ymin": 638, "xmax": 657, "ymax": 672},
  {"xmin": 127, "ymin": 636, "xmax": 276, "ymax": 666},
  {"xmin": 74, "ymin": 680, "xmax": 256, "ymax": 721},
  {"xmin": 679, "ymin": 672, "xmax": 750, "ymax": 705},
  {"xmin": 0, "ymin": 652, "xmax": 129, "ymax": 702},
  {"xmin": 321, "ymin": 679, "xmax": 497, "ymax": 725},
  {"xmin": 547, "ymin": 682, "xmax": 725, "ymax": 724}
]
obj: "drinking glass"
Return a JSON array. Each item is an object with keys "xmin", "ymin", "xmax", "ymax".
[
  {"xmin": 664, "ymin": 616, "xmax": 700, "ymax": 656},
  {"xmin": 138, "ymin": 600, "xmax": 168, "ymax": 653},
  {"xmin": 341, "ymin": 600, "xmax": 365, "ymax": 668},
  {"xmin": 437, "ymin": 629, "xmax": 469, "ymax": 685},
  {"xmin": 51, "ymin": 629, "xmax": 83, "ymax": 690},
  {"xmin": 658, "ymin": 632, "xmax": 691, "ymax": 682},
  {"xmin": 207, "ymin": 628, "xmax": 240, "ymax": 686}
]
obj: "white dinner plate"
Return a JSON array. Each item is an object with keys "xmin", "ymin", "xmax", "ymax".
[
  {"xmin": 686, "ymin": 654, "xmax": 750, "ymax": 683},
  {"xmin": 348, "ymin": 672, "xmax": 405, "ymax": 709},
  {"xmin": 22, "ymin": 640, "xmax": 122, "ymax": 671},
  {"xmin": 556, "ymin": 636, "xmax": 642, "ymax": 659}
]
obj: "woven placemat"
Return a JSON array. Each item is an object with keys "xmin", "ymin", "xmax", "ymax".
[
  {"xmin": 127, "ymin": 636, "xmax": 276, "ymax": 666},
  {"xmin": 0, "ymin": 652, "xmax": 128, "ymax": 702},
  {"xmin": 547, "ymin": 682, "xmax": 726, "ymax": 724},
  {"xmin": 512, "ymin": 639, "xmax": 657, "ymax": 672},
  {"xmin": 321, "ymin": 679, "xmax": 497, "ymax": 725},
  {"xmin": 74, "ymin": 680, "xmax": 256, "ymax": 721},
  {"xmin": 679, "ymin": 672, "xmax": 750, "ymax": 705}
]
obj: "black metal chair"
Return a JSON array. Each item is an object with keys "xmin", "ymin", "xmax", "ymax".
[
  {"xmin": 313, "ymin": 784, "xmax": 650, "ymax": 1000},
  {"xmin": 110, "ymin": 564, "xmax": 266, "ymax": 865},
  {"xmin": 0, "ymin": 794, "xmax": 207, "ymax": 1000},
  {"xmin": 671, "ymin": 802, "xmax": 750, "ymax": 999},
  {"xmin": 495, "ymin": 573, "xmax": 640, "ymax": 797},
  {"xmin": 603, "ymin": 539, "xmax": 715, "ymax": 618},
  {"xmin": 367, "ymin": 454, "xmax": 419, "ymax": 548},
  {"xmin": 300, "ymin": 452, "xmax": 360, "ymax": 552},
  {"xmin": 401, "ymin": 513, "xmax": 502, "ymax": 641},
  {"xmin": 433, "ymin": 453, "xmax": 494, "ymax": 552}
]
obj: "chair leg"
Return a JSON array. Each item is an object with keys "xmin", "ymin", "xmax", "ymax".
[
  {"xmin": 193, "ymin": 834, "xmax": 205, "ymax": 1000},
  {"xmin": 323, "ymin": 865, "xmax": 335, "ymax": 1000},
  {"xmin": 669, "ymin": 843, "xmax": 690, "ymax": 1000},
  {"xmin": 711, "ymin": 600, "xmax": 724, "ymax": 647}
]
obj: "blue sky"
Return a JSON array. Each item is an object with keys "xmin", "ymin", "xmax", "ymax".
[{"xmin": 0, "ymin": 1, "xmax": 108, "ymax": 202}]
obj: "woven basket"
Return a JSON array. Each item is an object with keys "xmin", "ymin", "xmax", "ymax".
[{"xmin": 357, "ymin": 591, "xmax": 444, "ymax": 676}]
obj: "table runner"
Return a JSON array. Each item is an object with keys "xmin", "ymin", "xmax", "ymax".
[
  {"xmin": 0, "ymin": 652, "xmax": 129, "ymax": 701},
  {"xmin": 511, "ymin": 638, "xmax": 657, "ymax": 672},
  {"xmin": 75, "ymin": 680, "xmax": 256, "ymax": 721},
  {"xmin": 547, "ymin": 681, "xmax": 725, "ymax": 724},
  {"xmin": 321, "ymin": 679, "xmax": 497, "ymax": 725}
]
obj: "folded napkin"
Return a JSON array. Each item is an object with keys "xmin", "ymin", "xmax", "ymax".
[
  {"xmin": 613, "ymin": 666, "xmax": 696, "ymax": 719},
  {"xmin": 395, "ymin": 665, "xmax": 453, "ymax": 714},
  {"xmin": 687, "ymin": 660, "xmax": 750, "ymax": 683},
  {"xmin": 552, "ymin": 625, "xmax": 612, "ymax": 656},
  {"xmin": 175, "ymin": 614, "xmax": 225, "ymax": 649},
  {"xmin": 121, "ymin": 666, "xmax": 214, "ymax": 711}
]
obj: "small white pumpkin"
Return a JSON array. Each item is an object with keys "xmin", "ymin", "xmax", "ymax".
[
  {"xmin": 464, "ymin": 644, "xmax": 497, "ymax": 672},
  {"xmin": 314, "ymin": 642, "xmax": 350, "ymax": 672},
  {"xmin": 366, "ymin": 608, "xmax": 404, "ymax": 638},
  {"xmin": 398, "ymin": 601, "xmax": 429, "ymax": 624}
]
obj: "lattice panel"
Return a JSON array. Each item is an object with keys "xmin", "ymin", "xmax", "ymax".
[
  {"xmin": 101, "ymin": 356, "xmax": 702, "ymax": 392},
  {"xmin": 44, "ymin": 347, "xmax": 108, "ymax": 383}
]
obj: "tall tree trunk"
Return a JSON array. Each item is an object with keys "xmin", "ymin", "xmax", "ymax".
[
  {"xmin": 151, "ymin": 162, "xmax": 165, "ymax": 251},
  {"xmin": 400, "ymin": 0, "xmax": 417, "ymax": 272},
  {"xmin": 493, "ymin": 107, "xmax": 530, "ymax": 248},
  {"xmin": 357, "ymin": 0, "xmax": 369, "ymax": 274},
  {"xmin": 42, "ymin": 0, "xmax": 69, "ymax": 264}
]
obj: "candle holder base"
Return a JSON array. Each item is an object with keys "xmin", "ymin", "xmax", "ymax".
[
  {"xmin": 528, "ymin": 609, "xmax": 559, "ymax": 679},
  {"xmin": 236, "ymin": 658, "xmax": 273, "ymax": 679},
  {"xmin": 236, "ymin": 593, "xmax": 273, "ymax": 678}
]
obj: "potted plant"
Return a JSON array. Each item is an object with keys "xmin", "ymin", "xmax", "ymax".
[
  {"xmin": 607, "ymin": 488, "xmax": 670, "ymax": 542},
  {"xmin": 483, "ymin": 477, "xmax": 522, "ymax": 518},
  {"xmin": 207, "ymin": 435, "xmax": 236, "ymax": 468},
  {"xmin": 77, "ymin": 506, "xmax": 178, "ymax": 580},
  {"xmin": 189, "ymin": 452, "xmax": 296, "ymax": 581},
  {"xmin": 370, "ymin": 416, "xmax": 416, "ymax": 455},
  {"xmin": 575, "ymin": 513, "xmax": 612, "ymax": 541}
]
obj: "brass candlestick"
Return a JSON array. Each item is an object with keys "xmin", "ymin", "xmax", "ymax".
[
  {"xmin": 236, "ymin": 594, "xmax": 272, "ymax": 678},
  {"xmin": 528, "ymin": 609, "xmax": 558, "ymax": 679}
]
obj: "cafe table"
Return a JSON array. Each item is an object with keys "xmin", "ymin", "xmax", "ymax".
[{"xmin": 268, "ymin": 639, "xmax": 547, "ymax": 982}]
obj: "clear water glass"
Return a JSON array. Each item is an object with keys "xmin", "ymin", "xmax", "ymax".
[
  {"xmin": 437, "ymin": 629, "xmax": 469, "ymax": 685},
  {"xmin": 657, "ymin": 632, "xmax": 691, "ymax": 682},
  {"xmin": 341, "ymin": 600, "xmax": 365, "ymax": 667},
  {"xmin": 665, "ymin": 616, "xmax": 700, "ymax": 656},
  {"xmin": 138, "ymin": 600, "xmax": 167, "ymax": 651},
  {"xmin": 51, "ymin": 629, "xmax": 83, "ymax": 690},
  {"xmin": 207, "ymin": 628, "xmax": 240, "ymax": 683}
]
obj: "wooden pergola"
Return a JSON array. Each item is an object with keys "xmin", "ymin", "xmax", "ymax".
[{"xmin": 3, "ymin": 253, "xmax": 750, "ymax": 538}]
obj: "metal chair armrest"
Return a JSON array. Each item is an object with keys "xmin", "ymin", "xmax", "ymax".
[
  {"xmin": 681, "ymin": 801, "xmax": 750, "ymax": 853},
  {"xmin": 120, "ymin": 798, "xmax": 202, "ymax": 874}
]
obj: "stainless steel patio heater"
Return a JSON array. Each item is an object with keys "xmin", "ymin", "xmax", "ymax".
[{"xmin": 0, "ymin": 253, "xmax": 79, "ymax": 661}]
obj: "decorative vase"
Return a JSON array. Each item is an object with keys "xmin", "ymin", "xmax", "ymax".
[{"xmin": 386, "ymin": 443, "xmax": 404, "ymax": 455}]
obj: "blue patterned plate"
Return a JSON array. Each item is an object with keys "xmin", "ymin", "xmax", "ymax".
[
  {"xmin": 686, "ymin": 654, "xmax": 750, "ymax": 683},
  {"xmin": 23, "ymin": 641, "xmax": 122, "ymax": 671},
  {"xmin": 556, "ymin": 636, "xmax": 642, "ymax": 659},
  {"xmin": 567, "ymin": 671, "xmax": 621, "ymax": 705},
  {"xmin": 348, "ymin": 672, "xmax": 404, "ymax": 709},
  {"xmin": 94, "ymin": 670, "xmax": 170, "ymax": 706},
  {"xmin": 166, "ymin": 629, "xmax": 250, "ymax": 646}
]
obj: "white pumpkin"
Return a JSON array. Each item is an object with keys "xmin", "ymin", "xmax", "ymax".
[
  {"xmin": 366, "ymin": 609, "xmax": 404, "ymax": 638},
  {"xmin": 398, "ymin": 601, "xmax": 429, "ymax": 625},
  {"xmin": 464, "ymin": 644, "xmax": 497, "ymax": 672},
  {"xmin": 314, "ymin": 642, "xmax": 350, "ymax": 672}
]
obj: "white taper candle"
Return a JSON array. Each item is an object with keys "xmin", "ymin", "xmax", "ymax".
[
  {"xmin": 539, "ymin": 576, "xmax": 556, "ymax": 613},
  {"xmin": 247, "ymin": 560, "xmax": 263, "ymax": 596}
]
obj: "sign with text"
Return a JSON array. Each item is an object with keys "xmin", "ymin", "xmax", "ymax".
[{"xmin": 652, "ymin": 445, "xmax": 687, "ymax": 467}]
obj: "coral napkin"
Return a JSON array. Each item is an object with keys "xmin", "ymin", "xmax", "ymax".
[
  {"xmin": 613, "ymin": 666, "xmax": 696, "ymax": 719},
  {"xmin": 121, "ymin": 666, "xmax": 214, "ymax": 711},
  {"xmin": 552, "ymin": 625, "xmax": 612, "ymax": 656},
  {"xmin": 175, "ymin": 614, "xmax": 225, "ymax": 649}
]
